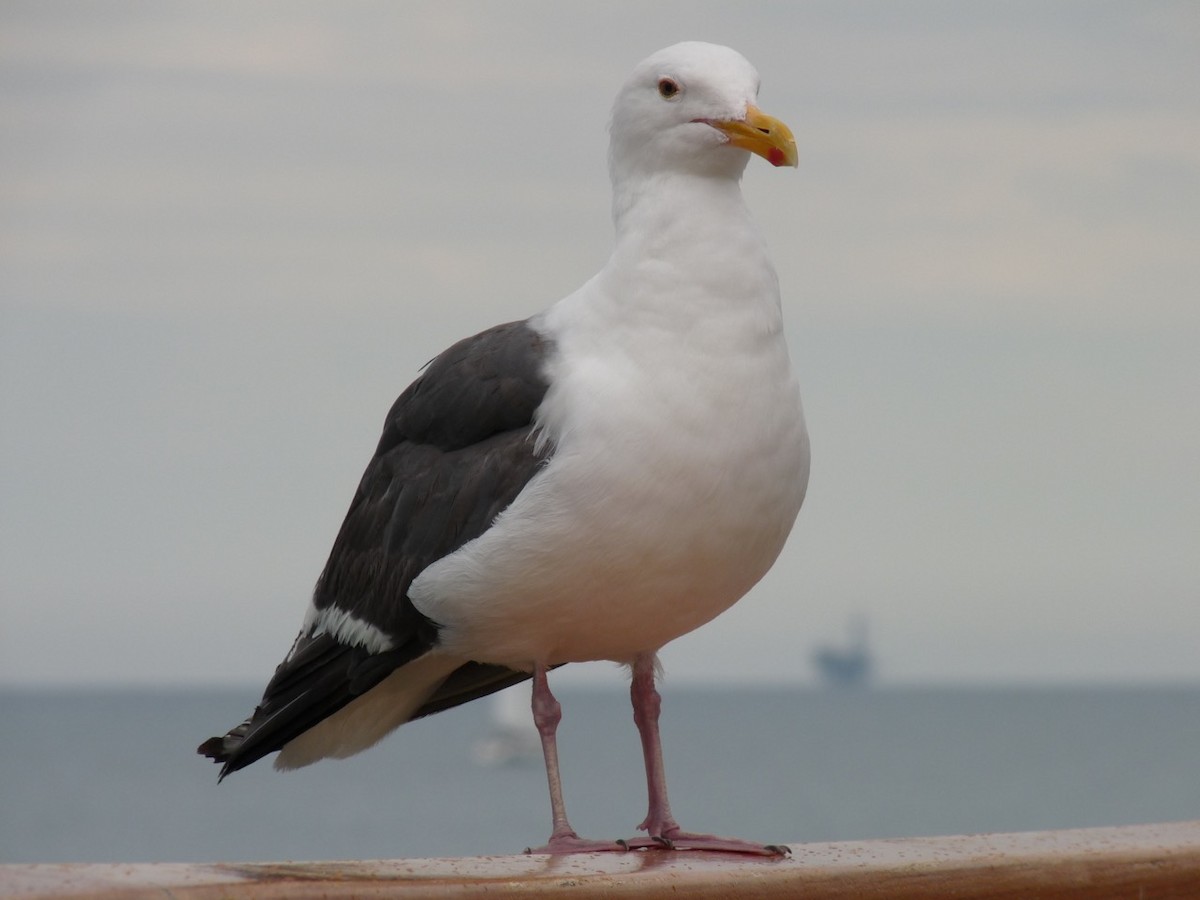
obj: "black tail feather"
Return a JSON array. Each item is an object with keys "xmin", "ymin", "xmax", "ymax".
[
  {"xmin": 198, "ymin": 640, "xmax": 564, "ymax": 779},
  {"xmin": 197, "ymin": 633, "xmax": 421, "ymax": 780}
]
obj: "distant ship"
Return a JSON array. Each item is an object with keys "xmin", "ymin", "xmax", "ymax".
[
  {"xmin": 471, "ymin": 683, "xmax": 542, "ymax": 766},
  {"xmin": 812, "ymin": 618, "xmax": 873, "ymax": 688}
]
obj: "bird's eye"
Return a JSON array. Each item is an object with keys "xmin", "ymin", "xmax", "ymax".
[{"xmin": 657, "ymin": 77, "xmax": 680, "ymax": 100}]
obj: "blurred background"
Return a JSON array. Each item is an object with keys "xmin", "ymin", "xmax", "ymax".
[{"xmin": 2, "ymin": 0, "xmax": 1198, "ymax": 864}]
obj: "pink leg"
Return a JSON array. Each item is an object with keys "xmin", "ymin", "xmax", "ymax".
[
  {"xmin": 523, "ymin": 664, "xmax": 625, "ymax": 855},
  {"xmin": 629, "ymin": 653, "xmax": 677, "ymax": 840},
  {"xmin": 621, "ymin": 652, "xmax": 790, "ymax": 856}
]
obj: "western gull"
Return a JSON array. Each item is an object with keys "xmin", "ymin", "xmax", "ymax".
[{"xmin": 200, "ymin": 40, "xmax": 809, "ymax": 856}]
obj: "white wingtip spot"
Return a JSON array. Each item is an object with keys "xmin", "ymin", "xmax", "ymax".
[{"xmin": 308, "ymin": 606, "xmax": 396, "ymax": 654}]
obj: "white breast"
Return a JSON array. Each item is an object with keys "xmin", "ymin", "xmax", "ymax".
[{"xmin": 409, "ymin": 177, "xmax": 810, "ymax": 669}]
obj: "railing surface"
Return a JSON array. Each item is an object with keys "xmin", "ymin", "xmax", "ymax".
[{"xmin": 3, "ymin": 821, "xmax": 1199, "ymax": 899}]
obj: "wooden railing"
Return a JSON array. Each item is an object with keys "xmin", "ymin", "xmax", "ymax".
[{"xmin": 3, "ymin": 821, "xmax": 1199, "ymax": 899}]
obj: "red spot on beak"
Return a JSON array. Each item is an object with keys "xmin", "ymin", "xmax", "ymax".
[{"xmin": 767, "ymin": 147, "xmax": 787, "ymax": 167}]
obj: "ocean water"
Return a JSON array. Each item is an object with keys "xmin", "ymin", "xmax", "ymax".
[{"xmin": 2, "ymin": 686, "xmax": 1198, "ymax": 863}]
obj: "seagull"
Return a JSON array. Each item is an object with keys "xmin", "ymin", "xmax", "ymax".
[{"xmin": 199, "ymin": 40, "xmax": 809, "ymax": 856}]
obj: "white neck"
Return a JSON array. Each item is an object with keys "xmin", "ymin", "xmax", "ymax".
[{"xmin": 593, "ymin": 170, "xmax": 778, "ymax": 334}]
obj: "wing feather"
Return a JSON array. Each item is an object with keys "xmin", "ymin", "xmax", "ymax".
[{"xmin": 200, "ymin": 321, "xmax": 553, "ymax": 776}]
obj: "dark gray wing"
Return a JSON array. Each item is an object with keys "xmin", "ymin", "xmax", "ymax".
[{"xmin": 199, "ymin": 320, "xmax": 553, "ymax": 777}]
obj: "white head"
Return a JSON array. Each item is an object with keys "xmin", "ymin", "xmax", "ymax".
[{"xmin": 609, "ymin": 42, "xmax": 797, "ymax": 184}]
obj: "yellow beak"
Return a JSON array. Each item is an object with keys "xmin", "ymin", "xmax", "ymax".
[{"xmin": 708, "ymin": 104, "xmax": 798, "ymax": 168}]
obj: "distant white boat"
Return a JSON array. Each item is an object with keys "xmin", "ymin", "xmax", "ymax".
[{"xmin": 471, "ymin": 682, "xmax": 542, "ymax": 766}]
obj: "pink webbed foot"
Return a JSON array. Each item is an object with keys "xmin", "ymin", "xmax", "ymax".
[
  {"xmin": 525, "ymin": 829, "xmax": 789, "ymax": 857},
  {"xmin": 620, "ymin": 828, "xmax": 790, "ymax": 856},
  {"xmin": 524, "ymin": 830, "xmax": 630, "ymax": 855}
]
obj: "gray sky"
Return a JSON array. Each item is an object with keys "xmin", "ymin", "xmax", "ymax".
[{"xmin": 2, "ymin": 2, "xmax": 1198, "ymax": 687}]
